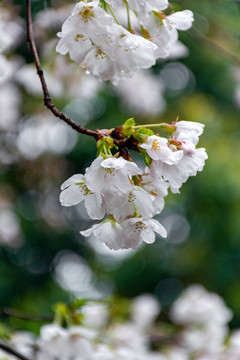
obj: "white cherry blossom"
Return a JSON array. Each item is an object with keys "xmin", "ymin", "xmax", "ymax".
[
  {"xmin": 140, "ymin": 135, "xmax": 183, "ymax": 164},
  {"xmin": 59, "ymin": 1, "xmax": 115, "ymax": 38},
  {"xmin": 167, "ymin": 10, "xmax": 194, "ymax": 31},
  {"xmin": 85, "ymin": 156, "xmax": 142, "ymax": 195},
  {"xmin": 141, "ymin": 173, "xmax": 169, "ymax": 214},
  {"xmin": 56, "ymin": 32, "xmax": 94, "ymax": 65},
  {"xmin": 60, "ymin": 174, "xmax": 105, "ymax": 220},
  {"xmin": 82, "ymin": 29, "xmax": 157, "ymax": 84},
  {"xmin": 113, "ymin": 186, "xmax": 155, "ymax": 222},
  {"xmin": 56, "ymin": 2, "xmax": 157, "ymax": 83},
  {"xmin": 80, "ymin": 219, "xmax": 123, "ymax": 250},
  {"xmin": 120, "ymin": 217, "xmax": 167, "ymax": 249},
  {"xmin": 172, "ymin": 120, "xmax": 205, "ymax": 145},
  {"xmin": 150, "ymin": 146, "xmax": 207, "ymax": 193},
  {"xmin": 152, "ymin": 10, "xmax": 194, "ymax": 60}
]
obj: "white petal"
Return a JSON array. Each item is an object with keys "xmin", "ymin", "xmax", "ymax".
[
  {"xmin": 149, "ymin": 219, "xmax": 167, "ymax": 238},
  {"xmin": 60, "ymin": 184, "xmax": 85, "ymax": 206},
  {"xmin": 113, "ymin": 201, "xmax": 135, "ymax": 223},
  {"xmin": 152, "ymin": 23, "xmax": 171, "ymax": 59},
  {"xmin": 85, "ymin": 193, "xmax": 105, "ymax": 220},
  {"xmin": 81, "ymin": 221, "xmax": 123, "ymax": 250},
  {"xmin": 168, "ymin": 10, "xmax": 194, "ymax": 31},
  {"xmin": 141, "ymin": 228, "xmax": 155, "ymax": 244},
  {"xmin": 60, "ymin": 174, "xmax": 84, "ymax": 190},
  {"xmin": 80, "ymin": 223, "xmax": 101, "ymax": 237},
  {"xmin": 133, "ymin": 187, "xmax": 154, "ymax": 218}
]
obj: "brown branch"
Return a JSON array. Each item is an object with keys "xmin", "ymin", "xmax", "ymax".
[
  {"xmin": 25, "ymin": 0, "xmax": 143, "ymax": 156},
  {"xmin": 190, "ymin": 27, "xmax": 240, "ymax": 66},
  {"xmin": 0, "ymin": 341, "xmax": 31, "ymax": 360},
  {"xmin": 25, "ymin": 0, "xmax": 100, "ymax": 140},
  {"xmin": 1, "ymin": 307, "xmax": 53, "ymax": 323}
]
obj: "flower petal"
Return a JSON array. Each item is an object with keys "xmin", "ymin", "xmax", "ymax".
[
  {"xmin": 60, "ymin": 184, "xmax": 85, "ymax": 206},
  {"xmin": 85, "ymin": 193, "xmax": 105, "ymax": 220}
]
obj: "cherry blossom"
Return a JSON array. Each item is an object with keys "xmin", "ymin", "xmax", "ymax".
[
  {"xmin": 80, "ymin": 219, "xmax": 124, "ymax": 250},
  {"xmin": 56, "ymin": 1, "xmax": 158, "ymax": 83},
  {"xmin": 140, "ymin": 135, "xmax": 183, "ymax": 164},
  {"xmin": 120, "ymin": 217, "xmax": 167, "ymax": 249},
  {"xmin": 113, "ymin": 186, "xmax": 155, "ymax": 222},
  {"xmin": 84, "ymin": 156, "xmax": 142, "ymax": 194},
  {"xmin": 60, "ymin": 174, "xmax": 105, "ymax": 220},
  {"xmin": 172, "ymin": 120, "xmax": 205, "ymax": 145},
  {"xmin": 150, "ymin": 146, "xmax": 208, "ymax": 193},
  {"xmin": 141, "ymin": 173, "xmax": 169, "ymax": 214},
  {"xmin": 56, "ymin": 1, "xmax": 194, "ymax": 83}
]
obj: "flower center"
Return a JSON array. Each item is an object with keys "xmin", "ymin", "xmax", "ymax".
[
  {"xmin": 79, "ymin": 6, "xmax": 95, "ymax": 22},
  {"xmin": 74, "ymin": 34, "xmax": 86, "ymax": 42},
  {"xmin": 78, "ymin": 183, "xmax": 93, "ymax": 196},
  {"xmin": 95, "ymin": 48, "xmax": 107, "ymax": 60},
  {"xmin": 152, "ymin": 139, "xmax": 161, "ymax": 151},
  {"xmin": 134, "ymin": 221, "xmax": 147, "ymax": 232},
  {"xmin": 104, "ymin": 168, "xmax": 118, "ymax": 176},
  {"xmin": 128, "ymin": 192, "xmax": 136, "ymax": 203}
]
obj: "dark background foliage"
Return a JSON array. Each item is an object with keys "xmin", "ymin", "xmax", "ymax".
[{"xmin": 1, "ymin": 0, "xmax": 240, "ymax": 332}]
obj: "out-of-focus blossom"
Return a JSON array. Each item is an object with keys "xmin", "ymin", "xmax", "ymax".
[
  {"xmin": 3, "ymin": 285, "xmax": 240, "ymax": 359},
  {"xmin": 0, "ymin": 83, "xmax": 20, "ymax": 131},
  {"xmin": 0, "ymin": 201, "xmax": 22, "ymax": 247},
  {"xmin": 0, "ymin": 6, "xmax": 24, "ymax": 53},
  {"xmin": 131, "ymin": 294, "xmax": 161, "ymax": 329},
  {"xmin": 115, "ymin": 71, "xmax": 166, "ymax": 116},
  {"xmin": 171, "ymin": 284, "xmax": 232, "ymax": 326},
  {"xmin": 16, "ymin": 115, "xmax": 77, "ymax": 160}
]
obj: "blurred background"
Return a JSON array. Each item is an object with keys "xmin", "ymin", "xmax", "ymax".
[{"xmin": 0, "ymin": 0, "xmax": 240, "ymax": 334}]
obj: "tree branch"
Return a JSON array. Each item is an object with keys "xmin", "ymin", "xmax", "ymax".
[
  {"xmin": 25, "ymin": 0, "xmax": 144, "ymax": 156},
  {"xmin": 0, "ymin": 341, "xmax": 31, "ymax": 360},
  {"xmin": 1, "ymin": 307, "xmax": 53, "ymax": 323},
  {"xmin": 190, "ymin": 27, "xmax": 240, "ymax": 66},
  {"xmin": 25, "ymin": 0, "xmax": 100, "ymax": 140}
]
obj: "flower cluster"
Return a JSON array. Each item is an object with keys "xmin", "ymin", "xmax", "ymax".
[
  {"xmin": 56, "ymin": 0, "xmax": 194, "ymax": 83},
  {"xmin": 2, "ymin": 285, "xmax": 240, "ymax": 360},
  {"xmin": 60, "ymin": 119, "xmax": 207, "ymax": 250}
]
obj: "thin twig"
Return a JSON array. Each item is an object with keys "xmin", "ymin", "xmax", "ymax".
[
  {"xmin": 1, "ymin": 307, "xmax": 53, "ymax": 323},
  {"xmin": 25, "ymin": 0, "xmax": 143, "ymax": 154},
  {"xmin": 25, "ymin": 0, "xmax": 100, "ymax": 140},
  {"xmin": 0, "ymin": 341, "xmax": 31, "ymax": 360},
  {"xmin": 190, "ymin": 27, "xmax": 240, "ymax": 66}
]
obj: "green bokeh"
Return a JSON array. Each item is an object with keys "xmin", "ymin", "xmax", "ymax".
[{"xmin": 1, "ymin": 0, "xmax": 240, "ymax": 333}]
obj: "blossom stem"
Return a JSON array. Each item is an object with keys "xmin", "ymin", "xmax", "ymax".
[
  {"xmin": 1, "ymin": 307, "xmax": 53, "ymax": 322},
  {"xmin": 190, "ymin": 27, "xmax": 240, "ymax": 66},
  {"xmin": 105, "ymin": 3, "xmax": 120, "ymax": 25},
  {"xmin": 25, "ymin": 0, "xmax": 101, "ymax": 140},
  {"xmin": 133, "ymin": 123, "xmax": 166, "ymax": 129},
  {"xmin": 124, "ymin": 0, "xmax": 132, "ymax": 31},
  {"xmin": 0, "ymin": 341, "xmax": 31, "ymax": 360}
]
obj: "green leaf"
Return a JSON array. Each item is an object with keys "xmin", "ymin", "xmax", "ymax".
[
  {"xmin": 139, "ymin": 148, "xmax": 151, "ymax": 168},
  {"xmin": 123, "ymin": 118, "xmax": 135, "ymax": 127},
  {"xmin": 53, "ymin": 302, "xmax": 71, "ymax": 326},
  {"xmin": 122, "ymin": 118, "xmax": 135, "ymax": 136},
  {"xmin": 134, "ymin": 127, "xmax": 154, "ymax": 142},
  {"xmin": 0, "ymin": 323, "xmax": 12, "ymax": 341},
  {"xmin": 71, "ymin": 298, "xmax": 88, "ymax": 310},
  {"xmin": 144, "ymin": 154, "xmax": 151, "ymax": 168}
]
